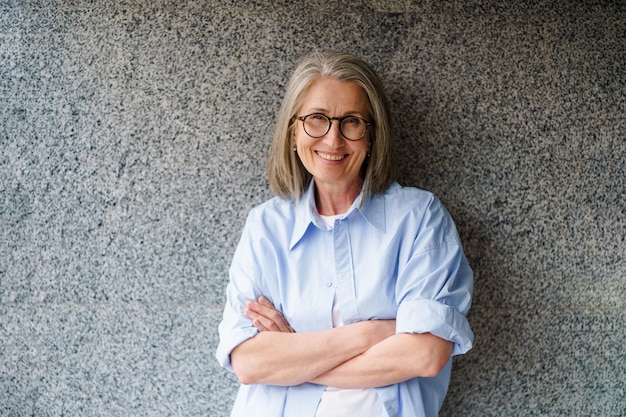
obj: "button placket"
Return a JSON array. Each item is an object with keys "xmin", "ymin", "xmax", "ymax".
[{"xmin": 333, "ymin": 217, "xmax": 359, "ymax": 322}]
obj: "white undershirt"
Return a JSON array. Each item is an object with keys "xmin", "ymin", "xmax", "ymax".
[{"xmin": 315, "ymin": 215, "xmax": 385, "ymax": 417}]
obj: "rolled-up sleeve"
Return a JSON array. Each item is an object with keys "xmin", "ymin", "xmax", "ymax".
[
  {"xmin": 215, "ymin": 282, "xmax": 259, "ymax": 371},
  {"xmin": 394, "ymin": 196, "xmax": 474, "ymax": 356},
  {"xmin": 396, "ymin": 297, "xmax": 473, "ymax": 355},
  {"xmin": 215, "ymin": 215, "xmax": 265, "ymax": 372}
]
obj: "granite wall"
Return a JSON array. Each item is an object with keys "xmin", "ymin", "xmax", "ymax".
[{"xmin": 1, "ymin": 1, "xmax": 624, "ymax": 416}]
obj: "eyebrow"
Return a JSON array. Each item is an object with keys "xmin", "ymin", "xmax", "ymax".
[{"xmin": 303, "ymin": 108, "xmax": 368, "ymax": 118}]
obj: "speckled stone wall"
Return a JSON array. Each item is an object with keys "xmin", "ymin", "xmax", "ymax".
[{"xmin": 1, "ymin": 1, "xmax": 624, "ymax": 416}]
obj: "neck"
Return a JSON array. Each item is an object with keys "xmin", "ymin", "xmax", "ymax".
[{"xmin": 314, "ymin": 179, "xmax": 363, "ymax": 216}]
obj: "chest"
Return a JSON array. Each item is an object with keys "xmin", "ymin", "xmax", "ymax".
[{"xmin": 264, "ymin": 220, "xmax": 403, "ymax": 332}]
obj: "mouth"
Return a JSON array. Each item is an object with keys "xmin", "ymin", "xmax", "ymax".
[{"xmin": 317, "ymin": 151, "xmax": 346, "ymax": 161}]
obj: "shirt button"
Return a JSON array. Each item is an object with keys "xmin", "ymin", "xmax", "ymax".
[{"xmin": 326, "ymin": 281, "xmax": 333, "ymax": 287}]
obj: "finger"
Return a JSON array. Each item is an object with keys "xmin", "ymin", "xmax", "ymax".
[
  {"xmin": 247, "ymin": 298, "xmax": 276, "ymax": 315},
  {"xmin": 258, "ymin": 305, "xmax": 292, "ymax": 332},
  {"xmin": 245, "ymin": 303, "xmax": 278, "ymax": 331},
  {"xmin": 247, "ymin": 301, "xmax": 292, "ymax": 332},
  {"xmin": 253, "ymin": 314, "xmax": 281, "ymax": 332},
  {"xmin": 243, "ymin": 304, "xmax": 258, "ymax": 321},
  {"xmin": 258, "ymin": 296, "xmax": 275, "ymax": 308},
  {"xmin": 248, "ymin": 299, "xmax": 282, "ymax": 321},
  {"xmin": 245, "ymin": 305, "xmax": 273, "ymax": 330},
  {"xmin": 245, "ymin": 306, "xmax": 271, "ymax": 332},
  {"xmin": 252, "ymin": 318, "xmax": 269, "ymax": 332}
]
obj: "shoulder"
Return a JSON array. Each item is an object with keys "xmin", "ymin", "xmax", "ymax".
[
  {"xmin": 382, "ymin": 182, "xmax": 440, "ymax": 214},
  {"xmin": 382, "ymin": 183, "xmax": 458, "ymax": 240},
  {"xmin": 244, "ymin": 196, "xmax": 296, "ymax": 230},
  {"xmin": 234, "ymin": 196, "xmax": 296, "ymax": 259}
]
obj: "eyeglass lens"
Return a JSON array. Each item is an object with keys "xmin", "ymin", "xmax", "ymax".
[{"xmin": 303, "ymin": 115, "xmax": 368, "ymax": 140}]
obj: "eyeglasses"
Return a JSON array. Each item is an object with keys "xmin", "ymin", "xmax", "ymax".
[{"xmin": 296, "ymin": 113, "xmax": 373, "ymax": 141}]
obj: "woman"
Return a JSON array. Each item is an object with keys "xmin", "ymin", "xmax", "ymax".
[{"xmin": 216, "ymin": 52, "xmax": 474, "ymax": 417}]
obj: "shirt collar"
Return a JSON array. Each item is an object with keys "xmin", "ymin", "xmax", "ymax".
[{"xmin": 289, "ymin": 179, "xmax": 386, "ymax": 250}]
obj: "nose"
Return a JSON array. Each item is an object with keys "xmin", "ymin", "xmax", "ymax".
[{"xmin": 323, "ymin": 120, "xmax": 344, "ymax": 148}]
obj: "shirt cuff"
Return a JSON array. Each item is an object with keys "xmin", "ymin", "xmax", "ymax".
[
  {"xmin": 396, "ymin": 299, "xmax": 474, "ymax": 356},
  {"xmin": 215, "ymin": 324, "xmax": 259, "ymax": 372}
]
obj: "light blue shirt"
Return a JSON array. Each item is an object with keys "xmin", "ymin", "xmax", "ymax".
[{"xmin": 216, "ymin": 181, "xmax": 474, "ymax": 417}]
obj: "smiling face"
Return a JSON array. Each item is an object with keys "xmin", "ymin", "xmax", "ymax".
[{"xmin": 293, "ymin": 78, "xmax": 372, "ymax": 195}]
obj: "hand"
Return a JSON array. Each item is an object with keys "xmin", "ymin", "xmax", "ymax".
[{"xmin": 245, "ymin": 296, "xmax": 295, "ymax": 333}]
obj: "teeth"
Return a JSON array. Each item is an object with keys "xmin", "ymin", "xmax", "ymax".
[{"xmin": 318, "ymin": 152, "xmax": 344, "ymax": 161}]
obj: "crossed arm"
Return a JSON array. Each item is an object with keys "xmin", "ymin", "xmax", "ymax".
[{"xmin": 230, "ymin": 297, "xmax": 452, "ymax": 388}]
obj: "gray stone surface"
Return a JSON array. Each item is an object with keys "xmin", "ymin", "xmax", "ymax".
[{"xmin": 1, "ymin": 1, "xmax": 624, "ymax": 416}]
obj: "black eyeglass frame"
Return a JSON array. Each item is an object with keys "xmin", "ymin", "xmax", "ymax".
[{"xmin": 296, "ymin": 113, "xmax": 374, "ymax": 141}]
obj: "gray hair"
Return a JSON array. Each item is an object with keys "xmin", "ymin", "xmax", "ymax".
[{"xmin": 268, "ymin": 51, "xmax": 396, "ymax": 201}]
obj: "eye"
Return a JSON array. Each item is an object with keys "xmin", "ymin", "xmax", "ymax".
[
  {"xmin": 343, "ymin": 116, "xmax": 361, "ymax": 125},
  {"xmin": 309, "ymin": 114, "xmax": 327, "ymax": 121}
]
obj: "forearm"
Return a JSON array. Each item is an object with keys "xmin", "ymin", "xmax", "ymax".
[
  {"xmin": 231, "ymin": 320, "xmax": 395, "ymax": 386},
  {"xmin": 310, "ymin": 333, "xmax": 453, "ymax": 388}
]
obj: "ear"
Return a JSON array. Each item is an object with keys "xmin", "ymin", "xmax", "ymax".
[{"xmin": 290, "ymin": 124, "xmax": 297, "ymax": 151}]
